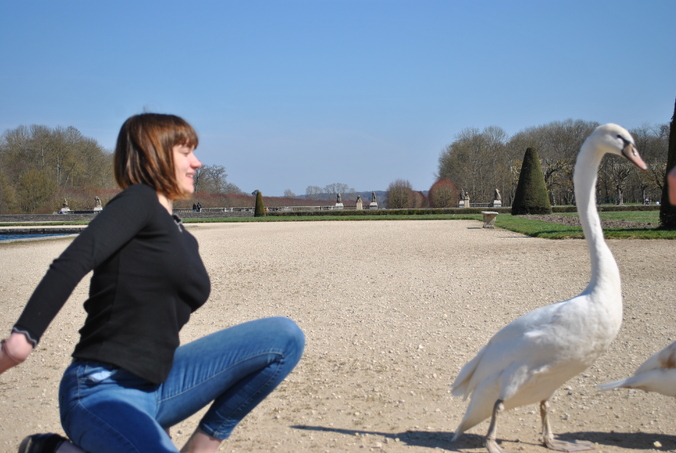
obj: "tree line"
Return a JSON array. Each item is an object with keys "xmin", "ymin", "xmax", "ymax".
[
  {"xmin": 0, "ymin": 123, "xmax": 353, "ymax": 213},
  {"xmin": 0, "ymin": 125, "xmax": 243, "ymax": 214},
  {"xmin": 0, "ymin": 125, "xmax": 115, "ymax": 214},
  {"xmin": 1, "ymin": 119, "xmax": 669, "ymax": 214},
  {"xmin": 386, "ymin": 119, "xmax": 669, "ymax": 208},
  {"xmin": 303, "ymin": 183, "xmax": 357, "ymax": 201}
]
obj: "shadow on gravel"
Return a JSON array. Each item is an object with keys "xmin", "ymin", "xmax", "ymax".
[
  {"xmin": 293, "ymin": 425, "xmax": 676, "ymax": 451},
  {"xmin": 292, "ymin": 425, "xmax": 481, "ymax": 451},
  {"xmin": 568, "ymin": 431, "xmax": 676, "ymax": 451}
]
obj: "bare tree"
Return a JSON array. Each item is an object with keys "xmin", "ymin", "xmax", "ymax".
[
  {"xmin": 304, "ymin": 183, "xmax": 355, "ymax": 200},
  {"xmin": 438, "ymin": 126, "xmax": 508, "ymax": 203},
  {"xmin": 17, "ymin": 168, "xmax": 58, "ymax": 213},
  {"xmin": 600, "ymin": 157, "xmax": 634, "ymax": 205},
  {"xmin": 437, "ymin": 119, "xmax": 665, "ymax": 207},
  {"xmin": 193, "ymin": 164, "xmax": 242, "ymax": 194},
  {"xmin": 630, "ymin": 124, "xmax": 669, "ymax": 202},
  {"xmin": 0, "ymin": 172, "xmax": 17, "ymax": 214},
  {"xmin": 507, "ymin": 120, "xmax": 597, "ymax": 205},
  {"xmin": 323, "ymin": 183, "xmax": 356, "ymax": 200},
  {"xmin": 305, "ymin": 185, "xmax": 323, "ymax": 200},
  {"xmin": 386, "ymin": 179, "xmax": 412, "ymax": 208},
  {"xmin": 429, "ymin": 179, "xmax": 459, "ymax": 207},
  {"xmin": 0, "ymin": 124, "xmax": 114, "ymax": 213}
]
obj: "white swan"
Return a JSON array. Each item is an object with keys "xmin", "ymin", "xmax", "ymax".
[
  {"xmin": 597, "ymin": 341, "xmax": 676, "ymax": 397},
  {"xmin": 450, "ymin": 124, "xmax": 647, "ymax": 453}
]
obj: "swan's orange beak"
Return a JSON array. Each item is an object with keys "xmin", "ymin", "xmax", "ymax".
[{"xmin": 622, "ymin": 143, "xmax": 647, "ymax": 170}]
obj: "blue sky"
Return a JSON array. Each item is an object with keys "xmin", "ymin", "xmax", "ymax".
[{"xmin": 1, "ymin": 1, "xmax": 674, "ymax": 196}]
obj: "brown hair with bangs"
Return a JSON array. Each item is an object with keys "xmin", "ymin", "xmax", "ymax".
[{"xmin": 114, "ymin": 113, "xmax": 199, "ymax": 200}]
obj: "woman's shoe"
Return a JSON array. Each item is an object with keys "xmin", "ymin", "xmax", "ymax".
[{"xmin": 18, "ymin": 433, "xmax": 66, "ymax": 453}]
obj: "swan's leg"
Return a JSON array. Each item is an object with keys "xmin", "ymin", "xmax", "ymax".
[
  {"xmin": 540, "ymin": 400, "xmax": 593, "ymax": 452},
  {"xmin": 486, "ymin": 399, "xmax": 514, "ymax": 453}
]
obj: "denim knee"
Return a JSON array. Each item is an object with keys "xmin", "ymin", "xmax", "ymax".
[{"xmin": 275, "ymin": 317, "xmax": 305, "ymax": 363}]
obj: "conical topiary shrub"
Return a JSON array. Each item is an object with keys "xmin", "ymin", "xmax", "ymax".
[
  {"xmin": 659, "ymin": 97, "xmax": 676, "ymax": 229},
  {"xmin": 511, "ymin": 147, "xmax": 552, "ymax": 215},
  {"xmin": 254, "ymin": 190, "xmax": 266, "ymax": 217}
]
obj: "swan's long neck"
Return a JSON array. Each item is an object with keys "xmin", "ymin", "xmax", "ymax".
[{"xmin": 574, "ymin": 146, "xmax": 621, "ymax": 296}]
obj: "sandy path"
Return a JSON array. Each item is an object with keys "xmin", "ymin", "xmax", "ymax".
[{"xmin": 0, "ymin": 220, "xmax": 674, "ymax": 452}]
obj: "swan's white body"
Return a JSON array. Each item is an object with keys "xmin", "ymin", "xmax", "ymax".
[
  {"xmin": 597, "ymin": 341, "xmax": 676, "ymax": 397},
  {"xmin": 451, "ymin": 124, "xmax": 647, "ymax": 448}
]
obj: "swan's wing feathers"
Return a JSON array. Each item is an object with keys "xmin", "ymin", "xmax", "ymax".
[
  {"xmin": 487, "ymin": 300, "xmax": 568, "ymax": 343},
  {"xmin": 451, "ymin": 300, "xmax": 573, "ymax": 400}
]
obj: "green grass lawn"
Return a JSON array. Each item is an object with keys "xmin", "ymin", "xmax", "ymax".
[
  {"xmin": 557, "ymin": 210, "xmax": 659, "ymax": 223},
  {"xmin": 495, "ymin": 212, "xmax": 675, "ymax": 239}
]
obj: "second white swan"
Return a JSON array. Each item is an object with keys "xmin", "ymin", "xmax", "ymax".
[{"xmin": 597, "ymin": 340, "xmax": 676, "ymax": 398}]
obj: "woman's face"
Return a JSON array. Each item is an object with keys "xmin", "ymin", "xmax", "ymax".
[{"xmin": 173, "ymin": 144, "xmax": 202, "ymax": 195}]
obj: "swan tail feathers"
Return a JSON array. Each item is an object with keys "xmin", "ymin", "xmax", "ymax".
[
  {"xmin": 451, "ymin": 344, "xmax": 488, "ymax": 399},
  {"xmin": 452, "ymin": 418, "xmax": 471, "ymax": 441},
  {"xmin": 598, "ymin": 370, "xmax": 676, "ymax": 396},
  {"xmin": 453, "ymin": 406, "xmax": 491, "ymax": 440},
  {"xmin": 596, "ymin": 379, "xmax": 630, "ymax": 392},
  {"xmin": 453, "ymin": 380, "xmax": 499, "ymax": 439}
]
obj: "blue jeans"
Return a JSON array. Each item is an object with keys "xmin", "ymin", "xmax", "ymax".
[{"xmin": 58, "ymin": 317, "xmax": 304, "ymax": 453}]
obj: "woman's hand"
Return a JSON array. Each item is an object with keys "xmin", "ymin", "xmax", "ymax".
[
  {"xmin": 0, "ymin": 332, "xmax": 34, "ymax": 374},
  {"xmin": 668, "ymin": 165, "xmax": 676, "ymax": 206}
]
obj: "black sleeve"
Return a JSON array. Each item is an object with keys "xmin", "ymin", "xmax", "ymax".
[{"xmin": 13, "ymin": 185, "xmax": 155, "ymax": 344}]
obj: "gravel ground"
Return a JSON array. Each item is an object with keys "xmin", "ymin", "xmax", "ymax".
[{"xmin": 0, "ymin": 219, "xmax": 674, "ymax": 453}]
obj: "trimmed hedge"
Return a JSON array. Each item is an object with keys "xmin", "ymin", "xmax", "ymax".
[
  {"xmin": 267, "ymin": 207, "xmax": 512, "ymax": 217},
  {"xmin": 512, "ymin": 147, "xmax": 552, "ymax": 215},
  {"xmin": 254, "ymin": 191, "xmax": 266, "ymax": 217},
  {"xmin": 264, "ymin": 205, "xmax": 658, "ymax": 217}
]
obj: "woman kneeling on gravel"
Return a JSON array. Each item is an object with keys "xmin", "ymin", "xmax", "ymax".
[{"xmin": 0, "ymin": 113, "xmax": 305, "ymax": 453}]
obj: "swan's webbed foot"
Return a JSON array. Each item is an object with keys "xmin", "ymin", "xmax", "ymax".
[
  {"xmin": 487, "ymin": 437, "xmax": 515, "ymax": 453},
  {"xmin": 544, "ymin": 437, "xmax": 594, "ymax": 452},
  {"xmin": 540, "ymin": 400, "xmax": 593, "ymax": 452},
  {"xmin": 485, "ymin": 400, "xmax": 516, "ymax": 453}
]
